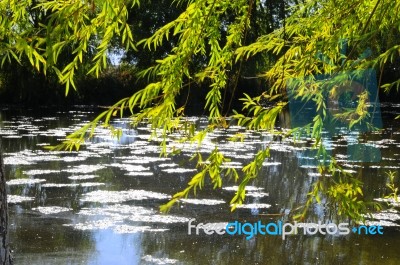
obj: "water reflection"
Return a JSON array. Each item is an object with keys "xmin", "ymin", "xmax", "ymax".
[
  {"xmin": 89, "ymin": 230, "xmax": 142, "ymax": 265},
  {"xmin": 1, "ymin": 106, "xmax": 400, "ymax": 264}
]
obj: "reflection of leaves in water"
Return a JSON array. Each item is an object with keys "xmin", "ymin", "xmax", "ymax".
[
  {"xmin": 42, "ymin": 183, "xmax": 105, "ymax": 188},
  {"xmin": 3, "ymin": 157, "xmax": 31, "ymax": 165},
  {"xmin": 64, "ymin": 219, "xmax": 117, "ymax": 230},
  {"xmin": 7, "ymin": 178, "xmax": 46, "ymax": 185},
  {"xmin": 9, "ymin": 167, "xmax": 28, "ymax": 179},
  {"xmin": 361, "ymin": 209, "xmax": 400, "ymax": 227},
  {"xmin": 23, "ymin": 169, "xmax": 61, "ymax": 176},
  {"xmin": 68, "ymin": 175, "xmax": 100, "ymax": 180},
  {"xmin": 142, "ymin": 255, "xmax": 179, "ymax": 264},
  {"xmin": 234, "ymin": 203, "xmax": 271, "ymax": 209},
  {"xmin": 246, "ymin": 192, "xmax": 269, "ymax": 198},
  {"xmin": 179, "ymin": 198, "xmax": 225, "ymax": 205},
  {"xmin": 62, "ymin": 165, "xmax": 106, "ymax": 174},
  {"xmin": 161, "ymin": 168, "xmax": 197, "ymax": 174},
  {"xmin": 7, "ymin": 195, "xmax": 34, "ymax": 203},
  {"xmin": 222, "ymin": 186, "xmax": 264, "ymax": 192},
  {"xmin": 81, "ymin": 189, "xmax": 170, "ymax": 203},
  {"xmin": 114, "ymin": 225, "xmax": 168, "ymax": 234},
  {"xmin": 33, "ymin": 206, "xmax": 72, "ymax": 214},
  {"xmin": 67, "ymin": 204, "xmax": 186, "ymax": 232},
  {"xmin": 4, "ymin": 108, "xmax": 400, "ymax": 248}
]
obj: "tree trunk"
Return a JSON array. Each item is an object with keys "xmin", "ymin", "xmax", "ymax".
[{"xmin": 0, "ymin": 140, "xmax": 12, "ymax": 265}]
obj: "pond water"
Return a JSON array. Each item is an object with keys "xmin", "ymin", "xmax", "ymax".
[{"xmin": 1, "ymin": 106, "xmax": 400, "ymax": 264}]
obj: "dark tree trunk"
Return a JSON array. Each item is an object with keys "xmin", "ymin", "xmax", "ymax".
[{"xmin": 0, "ymin": 141, "xmax": 12, "ymax": 265}]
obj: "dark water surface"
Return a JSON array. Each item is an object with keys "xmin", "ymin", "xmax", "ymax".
[{"xmin": 1, "ymin": 106, "xmax": 400, "ymax": 265}]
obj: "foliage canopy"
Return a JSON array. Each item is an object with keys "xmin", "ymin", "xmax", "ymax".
[{"xmin": 1, "ymin": 0, "xmax": 400, "ymax": 221}]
